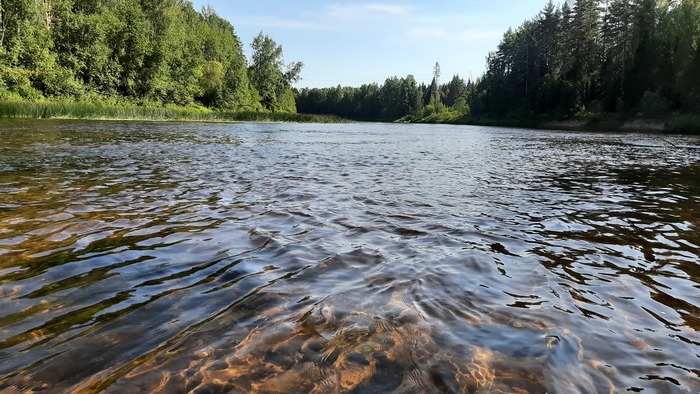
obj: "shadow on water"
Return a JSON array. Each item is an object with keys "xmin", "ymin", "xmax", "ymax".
[{"xmin": 0, "ymin": 120, "xmax": 699, "ymax": 393}]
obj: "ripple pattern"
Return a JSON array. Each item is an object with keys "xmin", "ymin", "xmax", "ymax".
[{"xmin": 1, "ymin": 120, "xmax": 699, "ymax": 393}]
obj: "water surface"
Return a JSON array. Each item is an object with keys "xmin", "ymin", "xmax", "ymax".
[{"xmin": 1, "ymin": 120, "xmax": 699, "ymax": 393}]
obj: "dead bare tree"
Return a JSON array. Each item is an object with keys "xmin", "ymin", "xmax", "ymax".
[
  {"xmin": 0, "ymin": 0, "xmax": 6, "ymax": 47},
  {"xmin": 43, "ymin": 0, "xmax": 52, "ymax": 31}
]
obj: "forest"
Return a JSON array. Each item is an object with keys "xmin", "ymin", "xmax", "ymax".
[
  {"xmin": 0, "ymin": 0, "xmax": 301, "ymax": 112},
  {"xmin": 296, "ymin": 66, "xmax": 476, "ymax": 122},
  {"xmin": 1, "ymin": 0, "xmax": 699, "ymax": 125},
  {"xmin": 297, "ymin": 0, "xmax": 700, "ymax": 123}
]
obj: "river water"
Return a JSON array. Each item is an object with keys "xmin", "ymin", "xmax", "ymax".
[{"xmin": 0, "ymin": 119, "xmax": 699, "ymax": 393}]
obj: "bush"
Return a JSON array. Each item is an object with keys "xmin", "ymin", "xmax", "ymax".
[
  {"xmin": 669, "ymin": 115, "xmax": 700, "ymax": 134},
  {"xmin": 0, "ymin": 67, "xmax": 42, "ymax": 100},
  {"xmin": 34, "ymin": 64, "xmax": 84, "ymax": 97},
  {"xmin": 0, "ymin": 90, "xmax": 24, "ymax": 101},
  {"xmin": 639, "ymin": 90, "xmax": 672, "ymax": 118},
  {"xmin": 453, "ymin": 97, "xmax": 470, "ymax": 116}
]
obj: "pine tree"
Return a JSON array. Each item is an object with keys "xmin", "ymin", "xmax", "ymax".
[
  {"xmin": 601, "ymin": 0, "xmax": 632, "ymax": 109},
  {"xmin": 571, "ymin": 0, "xmax": 603, "ymax": 107}
]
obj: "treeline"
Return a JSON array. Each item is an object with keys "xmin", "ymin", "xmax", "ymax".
[
  {"xmin": 0, "ymin": 0, "xmax": 301, "ymax": 111},
  {"xmin": 296, "ymin": 66, "xmax": 476, "ymax": 121},
  {"xmin": 473, "ymin": 0, "xmax": 700, "ymax": 117},
  {"xmin": 297, "ymin": 0, "xmax": 700, "ymax": 122}
]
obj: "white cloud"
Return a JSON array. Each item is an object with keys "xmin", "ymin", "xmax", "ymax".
[
  {"xmin": 365, "ymin": 4, "xmax": 410, "ymax": 15},
  {"xmin": 408, "ymin": 27, "xmax": 502, "ymax": 42},
  {"xmin": 326, "ymin": 3, "xmax": 413, "ymax": 20},
  {"xmin": 234, "ymin": 3, "xmax": 412, "ymax": 30},
  {"xmin": 236, "ymin": 15, "xmax": 328, "ymax": 30}
]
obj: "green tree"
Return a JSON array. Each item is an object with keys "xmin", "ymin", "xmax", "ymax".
[
  {"xmin": 430, "ymin": 62, "xmax": 442, "ymax": 106},
  {"xmin": 402, "ymin": 75, "xmax": 423, "ymax": 115},
  {"xmin": 443, "ymin": 75, "xmax": 467, "ymax": 107},
  {"xmin": 248, "ymin": 32, "xmax": 302, "ymax": 111},
  {"xmin": 622, "ymin": 0, "xmax": 659, "ymax": 105},
  {"xmin": 571, "ymin": 0, "xmax": 603, "ymax": 107},
  {"xmin": 0, "ymin": 0, "xmax": 270, "ymax": 109},
  {"xmin": 601, "ymin": 0, "xmax": 632, "ymax": 110}
]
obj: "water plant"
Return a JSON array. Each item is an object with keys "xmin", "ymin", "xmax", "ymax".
[{"xmin": 0, "ymin": 100, "xmax": 347, "ymax": 123}]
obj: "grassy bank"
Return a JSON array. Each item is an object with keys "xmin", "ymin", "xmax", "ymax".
[
  {"xmin": 0, "ymin": 100, "xmax": 348, "ymax": 123},
  {"xmin": 666, "ymin": 115, "xmax": 700, "ymax": 134},
  {"xmin": 405, "ymin": 110, "xmax": 700, "ymax": 134},
  {"xmin": 403, "ymin": 112, "xmax": 545, "ymax": 129},
  {"xmin": 545, "ymin": 114, "xmax": 700, "ymax": 134}
]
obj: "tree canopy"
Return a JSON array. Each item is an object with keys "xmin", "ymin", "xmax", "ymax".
[
  {"xmin": 298, "ymin": 0, "xmax": 700, "ymax": 122},
  {"xmin": 2, "ymin": 0, "xmax": 698, "ymax": 120},
  {"xmin": 0, "ymin": 0, "xmax": 301, "ymax": 112},
  {"xmin": 248, "ymin": 32, "xmax": 302, "ymax": 112},
  {"xmin": 295, "ymin": 74, "xmax": 475, "ymax": 121},
  {"xmin": 471, "ymin": 0, "xmax": 700, "ymax": 117}
]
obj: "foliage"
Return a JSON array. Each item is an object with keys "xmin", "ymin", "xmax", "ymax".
[
  {"xmin": 296, "ymin": 73, "xmax": 475, "ymax": 121},
  {"xmin": 668, "ymin": 115, "xmax": 700, "ymax": 134},
  {"xmin": 248, "ymin": 32, "xmax": 303, "ymax": 111},
  {"xmin": 0, "ymin": 1, "xmax": 293, "ymax": 112},
  {"xmin": 412, "ymin": 107, "xmax": 466, "ymax": 124},
  {"xmin": 5, "ymin": 0, "xmax": 697, "ymax": 123},
  {"xmin": 639, "ymin": 90, "xmax": 672, "ymax": 117},
  {"xmin": 471, "ymin": 0, "xmax": 700, "ymax": 117},
  {"xmin": 0, "ymin": 99, "xmax": 345, "ymax": 123}
]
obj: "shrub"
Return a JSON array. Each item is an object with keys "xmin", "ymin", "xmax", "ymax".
[
  {"xmin": 669, "ymin": 115, "xmax": 700, "ymax": 134},
  {"xmin": 639, "ymin": 91, "xmax": 672, "ymax": 118},
  {"xmin": 0, "ymin": 67, "xmax": 42, "ymax": 100},
  {"xmin": 453, "ymin": 97, "xmax": 470, "ymax": 116}
]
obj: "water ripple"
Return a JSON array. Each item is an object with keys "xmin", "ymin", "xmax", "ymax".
[{"xmin": 1, "ymin": 120, "xmax": 699, "ymax": 392}]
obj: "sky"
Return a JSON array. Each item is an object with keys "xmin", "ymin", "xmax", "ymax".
[{"xmin": 189, "ymin": 1, "xmax": 552, "ymax": 89}]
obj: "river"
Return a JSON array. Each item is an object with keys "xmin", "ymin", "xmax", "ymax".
[{"xmin": 0, "ymin": 119, "xmax": 699, "ymax": 393}]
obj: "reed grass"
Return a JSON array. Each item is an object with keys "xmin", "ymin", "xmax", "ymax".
[
  {"xmin": 215, "ymin": 110, "xmax": 346, "ymax": 123},
  {"xmin": 0, "ymin": 100, "xmax": 348, "ymax": 124}
]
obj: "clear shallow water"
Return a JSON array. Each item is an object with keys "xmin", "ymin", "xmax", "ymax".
[{"xmin": 0, "ymin": 119, "xmax": 699, "ymax": 393}]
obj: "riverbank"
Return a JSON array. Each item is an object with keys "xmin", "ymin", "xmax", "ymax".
[
  {"xmin": 406, "ymin": 112, "xmax": 700, "ymax": 134},
  {"xmin": 0, "ymin": 100, "xmax": 348, "ymax": 124}
]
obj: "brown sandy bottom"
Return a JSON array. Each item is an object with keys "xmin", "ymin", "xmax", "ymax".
[{"xmin": 69, "ymin": 286, "xmax": 614, "ymax": 394}]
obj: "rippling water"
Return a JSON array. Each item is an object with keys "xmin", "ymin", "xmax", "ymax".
[{"xmin": 1, "ymin": 119, "xmax": 699, "ymax": 393}]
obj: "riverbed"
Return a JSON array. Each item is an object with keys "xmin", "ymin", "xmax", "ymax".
[{"xmin": 1, "ymin": 120, "xmax": 699, "ymax": 392}]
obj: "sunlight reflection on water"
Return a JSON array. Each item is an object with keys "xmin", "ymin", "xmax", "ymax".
[{"xmin": 1, "ymin": 119, "xmax": 699, "ymax": 393}]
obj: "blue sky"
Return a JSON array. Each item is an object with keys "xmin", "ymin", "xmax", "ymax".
[{"xmin": 189, "ymin": 1, "xmax": 552, "ymax": 88}]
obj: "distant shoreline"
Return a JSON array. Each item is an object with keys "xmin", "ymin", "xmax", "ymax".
[
  {"xmin": 3, "ymin": 100, "xmax": 698, "ymax": 134},
  {"xmin": 405, "ymin": 113, "xmax": 700, "ymax": 135}
]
